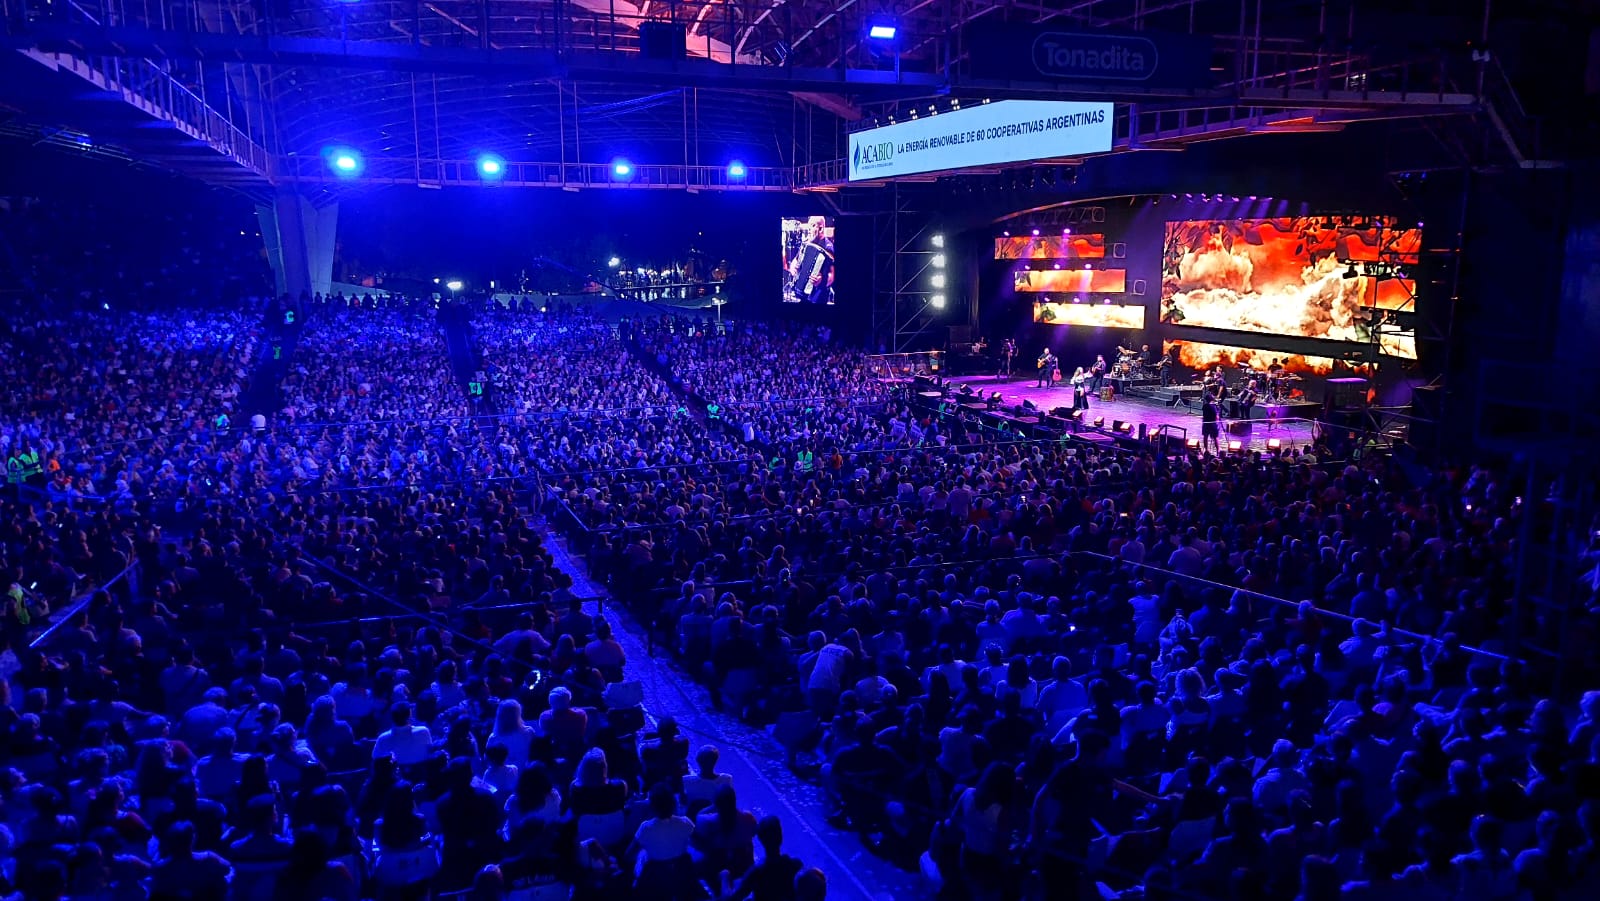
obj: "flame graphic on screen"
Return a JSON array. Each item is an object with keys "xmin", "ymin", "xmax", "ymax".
[
  {"xmin": 1161, "ymin": 219, "xmax": 1423, "ymax": 343},
  {"xmin": 1164, "ymin": 339, "xmax": 1339, "ymax": 376},
  {"xmin": 1034, "ymin": 302, "xmax": 1145, "ymax": 329}
]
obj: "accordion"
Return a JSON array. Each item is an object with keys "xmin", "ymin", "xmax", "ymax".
[{"xmin": 785, "ymin": 240, "xmax": 834, "ymax": 304}]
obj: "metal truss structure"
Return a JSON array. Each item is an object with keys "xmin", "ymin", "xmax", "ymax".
[
  {"xmin": 0, "ymin": 0, "xmax": 1526, "ymax": 197},
  {"xmin": 866, "ymin": 183, "xmax": 950, "ymax": 353}
]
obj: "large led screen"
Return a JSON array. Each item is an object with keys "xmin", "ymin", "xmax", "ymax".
[
  {"xmin": 1164, "ymin": 339, "xmax": 1339, "ymax": 377},
  {"xmin": 782, "ymin": 216, "xmax": 835, "ymax": 305},
  {"xmin": 1014, "ymin": 268, "xmax": 1127, "ymax": 294},
  {"xmin": 995, "ymin": 234, "xmax": 1107, "ymax": 260},
  {"xmin": 1161, "ymin": 218, "xmax": 1423, "ymax": 345},
  {"xmin": 1034, "ymin": 301, "xmax": 1145, "ymax": 329}
]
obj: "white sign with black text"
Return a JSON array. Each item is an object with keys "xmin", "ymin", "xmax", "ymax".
[{"xmin": 847, "ymin": 100, "xmax": 1115, "ymax": 182}]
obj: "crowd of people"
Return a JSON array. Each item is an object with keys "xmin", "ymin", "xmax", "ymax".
[
  {"xmin": 3, "ymin": 214, "xmax": 1599, "ymax": 901},
  {"xmin": 277, "ymin": 309, "xmax": 468, "ymax": 427}
]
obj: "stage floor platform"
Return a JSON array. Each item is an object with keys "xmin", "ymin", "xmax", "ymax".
[{"xmin": 942, "ymin": 375, "xmax": 1318, "ymax": 453}]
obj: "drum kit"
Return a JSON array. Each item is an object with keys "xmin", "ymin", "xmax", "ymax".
[
  {"xmin": 1263, "ymin": 369, "xmax": 1303, "ymax": 402},
  {"xmin": 1113, "ymin": 347, "xmax": 1144, "ymax": 379},
  {"xmin": 1192, "ymin": 364, "xmax": 1304, "ymax": 403}
]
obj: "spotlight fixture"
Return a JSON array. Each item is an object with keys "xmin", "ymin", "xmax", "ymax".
[
  {"xmin": 931, "ymin": 254, "xmax": 946, "ymax": 268},
  {"xmin": 726, "ymin": 160, "xmax": 747, "ymax": 180},
  {"xmin": 324, "ymin": 146, "xmax": 364, "ymax": 177},
  {"xmin": 931, "ymin": 234, "xmax": 945, "ymax": 248},
  {"xmin": 611, "ymin": 158, "xmax": 634, "ymax": 180},
  {"xmin": 445, "ymin": 280, "xmax": 464, "ymax": 292},
  {"xmin": 1266, "ymin": 438, "xmax": 1283, "ymax": 450},
  {"xmin": 931, "ymin": 294, "xmax": 947, "ymax": 308},
  {"xmin": 1031, "ymin": 229, "xmax": 1040, "ymax": 236},
  {"xmin": 867, "ymin": 22, "xmax": 898, "ymax": 40},
  {"xmin": 607, "ymin": 257, "xmax": 621, "ymax": 268},
  {"xmin": 476, "ymin": 153, "xmax": 506, "ymax": 180},
  {"xmin": 1185, "ymin": 438, "xmax": 1201, "ymax": 449},
  {"xmin": 931, "ymin": 273, "xmax": 947, "ymax": 288},
  {"xmin": 1228, "ymin": 440, "xmax": 1244, "ymax": 452},
  {"xmin": 1093, "ymin": 416, "xmax": 1105, "ymax": 428}
]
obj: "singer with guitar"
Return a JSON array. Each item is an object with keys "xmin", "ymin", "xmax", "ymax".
[{"xmin": 1036, "ymin": 349, "xmax": 1057, "ymax": 388}]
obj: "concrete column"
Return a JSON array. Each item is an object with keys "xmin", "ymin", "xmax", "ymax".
[{"xmin": 257, "ymin": 190, "xmax": 337, "ymax": 298}]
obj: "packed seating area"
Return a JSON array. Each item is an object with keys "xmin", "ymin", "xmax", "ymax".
[
  {"xmin": 4, "ymin": 256, "xmax": 1600, "ymax": 901},
  {"xmin": 279, "ymin": 309, "xmax": 468, "ymax": 426}
]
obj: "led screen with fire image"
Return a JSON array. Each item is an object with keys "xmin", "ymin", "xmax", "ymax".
[
  {"xmin": 995, "ymin": 234, "xmax": 1106, "ymax": 260},
  {"xmin": 1034, "ymin": 301, "xmax": 1145, "ymax": 329},
  {"xmin": 1164, "ymin": 339, "xmax": 1340, "ymax": 377},
  {"xmin": 1014, "ymin": 268, "xmax": 1127, "ymax": 294},
  {"xmin": 1160, "ymin": 218, "xmax": 1421, "ymax": 351}
]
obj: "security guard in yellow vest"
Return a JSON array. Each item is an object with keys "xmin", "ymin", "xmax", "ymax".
[
  {"xmin": 5, "ymin": 451, "xmax": 23, "ymax": 498},
  {"xmin": 17, "ymin": 446, "xmax": 42, "ymax": 491}
]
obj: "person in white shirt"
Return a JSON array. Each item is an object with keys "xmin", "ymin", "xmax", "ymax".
[
  {"xmin": 488, "ymin": 699, "xmax": 536, "ymax": 768},
  {"xmin": 682, "ymin": 745, "xmax": 735, "ymax": 809},
  {"xmin": 372, "ymin": 702, "xmax": 434, "ymax": 766},
  {"xmin": 805, "ymin": 636, "xmax": 852, "ymax": 718},
  {"xmin": 480, "ymin": 742, "xmax": 518, "ymax": 795},
  {"xmin": 1039, "ymin": 656, "xmax": 1089, "ymax": 738},
  {"xmin": 629, "ymin": 785, "xmax": 695, "ymax": 883}
]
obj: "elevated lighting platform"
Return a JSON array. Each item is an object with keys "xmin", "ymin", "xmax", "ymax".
[
  {"xmin": 0, "ymin": 47, "xmax": 272, "ymax": 189},
  {"xmin": 0, "ymin": 1, "xmax": 1489, "ymax": 193},
  {"xmin": 277, "ymin": 156, "xmax": 793, "ymax": 192}
]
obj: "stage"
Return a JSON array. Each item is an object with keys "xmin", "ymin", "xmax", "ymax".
[{"xmin": 941, "ymin": 374, "xmax": 1319, "ymax": 453}]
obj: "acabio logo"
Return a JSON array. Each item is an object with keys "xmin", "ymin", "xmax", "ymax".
[
  {"xmin": 1031, "ymin": 32, "xmax": 1159, "ymax": 81},
  {"xmin": 853, "ymin": 140, "xmax": 894, "ymax": 173}
]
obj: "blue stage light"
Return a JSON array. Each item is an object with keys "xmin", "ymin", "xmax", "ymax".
[
  {"xmin": 868, "ymin": 23, "xmax": 897, "ymax": 40},
  {"xmin": 325, "ymin": 147, "xmax": 363, "ymax": 177},
  {"xmin": 612, "ymin": 158, "xmax": 634, "ymax": 180},
  {"xmin": 477, "ymin": 153, "xmax": 506, "ymax": 180},
  {"xmin": 727, "ymin": 160, "xmax": 747, "ymax": 180}
]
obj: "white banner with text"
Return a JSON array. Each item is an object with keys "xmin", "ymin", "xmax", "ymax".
[{"xmin": 847, "ymin": 100, "xmax": 1114, "ymax": 182}]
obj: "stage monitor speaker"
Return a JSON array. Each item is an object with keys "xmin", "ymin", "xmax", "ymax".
[
  {"xmin": 1111, "ymin": 419, "xmax": 1127, "ymax": 432},
  {"xmin": 639, "ymin": 22, "xmax": 687, "ymax": 60},
  {"xmin": 1137, "ymin": 423, "xmax": 1148, "ymax": 442},
  {"xmin": 1052, "ymin": 406, "xmax": 1073, "ymax": 418},
  {"xmin": 1228, "ymin": 419, "xmax": 1253, "ymax": 437}
]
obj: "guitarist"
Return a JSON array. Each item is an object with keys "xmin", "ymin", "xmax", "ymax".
[
  {"xmin": 1036, "ymin": 349, "xmax": 1057, "ymax": 388},
  {"xmin": 1234, "ymin": 378, "xmax": 1259, "ymax": 420}
]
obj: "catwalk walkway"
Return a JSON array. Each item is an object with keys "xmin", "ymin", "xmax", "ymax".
[{"xmin": 539, "ymin": 527, "xmax": 916, "ymax": 901}]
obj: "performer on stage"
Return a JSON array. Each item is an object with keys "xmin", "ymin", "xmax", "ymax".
[
  {"xmin": 1140, "ymin": 344, "xmax": 1155, "ymax": 369},
  {"xmin": 1036, "ymin": 349, "xmax": 1057, "ymax": 388},
  {"xmin": 1071, "ymin": 366, "xmax": 1090, "ymax": 410},
  {"xmin": 1091, "ymin": 354, "xmax": 1108, "ymax": 391},
  {"xmin": 1201, "ymin": 394, "xmax": 1222, "ymax": 454},
  {"xmin": 1235, "ymin": 378, "xmax": 1259, "ymax": 420},
  {"xmin": 1001, "ymin": 338, "xmax": 1018, "ymax": 377},
  {"xmin": 1266, "ymin": 358, "xmax": 1286, "ymax": 401}
]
